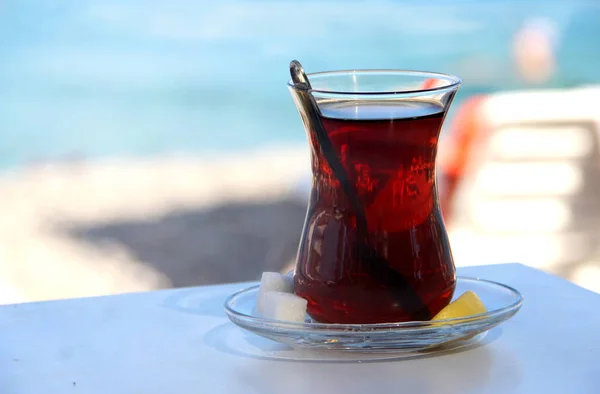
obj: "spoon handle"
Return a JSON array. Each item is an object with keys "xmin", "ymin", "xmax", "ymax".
[{"xmin": 289, "ymin": 60, "xmax": 369, "ymax": 238}]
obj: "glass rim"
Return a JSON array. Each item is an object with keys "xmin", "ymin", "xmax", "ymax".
[{"xmin": 287, "ymin": 69, "xmax": 462, "ymax": 96}]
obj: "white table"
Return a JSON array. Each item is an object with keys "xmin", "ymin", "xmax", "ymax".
[{"xmin": 1, "ymin": 263, "xmax": 598, "ymax": 393}]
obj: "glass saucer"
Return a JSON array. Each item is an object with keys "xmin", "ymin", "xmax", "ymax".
[{"xmin": 224, "ymin": 276, "xmax": 523, "ymax": 352}]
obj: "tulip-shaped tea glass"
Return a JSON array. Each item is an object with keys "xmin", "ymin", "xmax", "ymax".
[{"xmin": 289, "ymin": 67, "xmax": 461, "ymax": 324}]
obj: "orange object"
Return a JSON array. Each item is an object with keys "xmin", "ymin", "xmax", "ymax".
[
  {"xmin": 438, "ymin": 95, "xmax": 488, "ymax": 220},
  {"xmin": 422, "ymin": 78, "xmax": 446, "ymax": 90}
]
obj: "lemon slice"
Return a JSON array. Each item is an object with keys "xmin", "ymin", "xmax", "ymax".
[{"xmin": 432, "ymin": 290, "xmax": 487, "ymax": 321}]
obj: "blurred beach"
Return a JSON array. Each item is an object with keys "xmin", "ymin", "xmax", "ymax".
[
  {"xmin": 0, "ymin": 147, "xmax": 310, "ymax": 304},
  {"xmin": 3, "ymin": 141, "xmax": 600, "ymax": 305},
  {"xmin": 1, "ymin": 0, "xmax": 600, "ymax": 303}
]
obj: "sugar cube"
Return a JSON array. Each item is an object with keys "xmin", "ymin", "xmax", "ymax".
[
  {"xmin": 255, "ymin": 272, "xmax": 294, "ymax": 315},
  {"xmin": 262, "ymin": 291, "xmax": 308, "ymax": 323}
]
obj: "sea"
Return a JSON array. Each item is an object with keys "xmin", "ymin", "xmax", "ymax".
[{"xmin": 0, "ymin": 0, "xmax": 599, "ymax": 168}]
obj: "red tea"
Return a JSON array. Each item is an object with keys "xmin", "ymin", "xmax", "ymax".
[{"xmin": 294, "ymin": 101, "xmax": 456, "ymax": 324}]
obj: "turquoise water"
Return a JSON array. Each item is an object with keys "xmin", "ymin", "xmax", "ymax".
[{"xmin": 0, "ymin": 0, "xmax": 599, "ymax": 168}]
